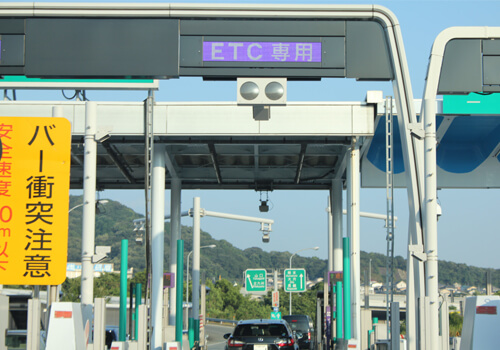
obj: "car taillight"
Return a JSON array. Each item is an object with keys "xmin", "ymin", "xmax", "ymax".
[
  {"xmin": 276, "ymin": 337, "xmax": 294, "ymax": 347},
  {"xmin": 228, "ymin": 338, "xmax": 244, "ymax": 347}
]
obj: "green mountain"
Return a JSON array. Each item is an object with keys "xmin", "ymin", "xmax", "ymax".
[{"xmin": 68, "ymin": 195, "xmax": 499, "ymax": 289}]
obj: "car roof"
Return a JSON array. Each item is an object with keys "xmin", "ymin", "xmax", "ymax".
[
  {"xmin": 282, "ymin": 315, "xmax": 310, "ymax": 320},
  {"xmin": 237, "ymin": 319, "xmax": 288, "ymax": 325},
  {"xmin": 282, "ymin": 315, "xmax": 309, "ymax": 318}
]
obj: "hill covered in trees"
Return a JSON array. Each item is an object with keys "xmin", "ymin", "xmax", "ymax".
[{"xmin": 68, "ymin": 195, "xmax": 500, "ymax": 288}]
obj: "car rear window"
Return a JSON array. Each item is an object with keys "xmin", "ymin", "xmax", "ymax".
[
  {"xmin": 234, "ymin": 324, "xmax": 288, "ymax": 337},
  {"xmin": 282, "ymin": 317, "xmax": 309, "ymax": 332}
]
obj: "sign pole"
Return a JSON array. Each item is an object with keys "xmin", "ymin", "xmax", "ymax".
[
  {"xmin": 81, "ymin": 101, "xmax": 97, "ymax": 307},
  {"xmin": 175, "ymin": 240, "xmax": 184, "ymax": 346},
  {"xmin": 192, "ymin": 197, "xmax": 201, "ymax": 346}
]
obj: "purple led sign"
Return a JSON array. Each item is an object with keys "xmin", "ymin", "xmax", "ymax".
[{"xmin": 203, "ymin": 41, "xmax": 322, "ymax": 63}]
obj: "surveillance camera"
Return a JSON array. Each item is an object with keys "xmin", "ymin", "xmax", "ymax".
[
  {"xmin": 259, "ymin": 200, "xmax": 269, "ymax": 212},
  {"xmin": 262, "ymin": 233, "xmax": 270, "ymax": 243}
]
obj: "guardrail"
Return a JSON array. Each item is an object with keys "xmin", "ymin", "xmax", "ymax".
[{"xmin": 206, "ymin": 318, "xmax": 237, "ymax": 325}]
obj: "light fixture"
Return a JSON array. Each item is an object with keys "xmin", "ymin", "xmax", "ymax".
[
  {"xmin": 133, "ymin": 219, "xmax": 145, "ymax": 232},
  {"xmin": 240, "ymin": 81, "xmax": 260, "ymax": 101},
  {"xmin": 265, "ymin": 81, "xmax": 285, "ymax": 101},
  {"xmin": 135, "ymin": 234, "xmax": 144, "ymax": 245},
  {"xmin": 133, "ymin": 218, "xmax": 146, "ymax": 245},
  {"xmin": 237, "ymin": 78, "xmax": 287, "ymax": 121},
  {"xmin": 237, "ymin": 78, "xmax": 287, "ymax": 105},
  {"xmin": 437, "ymin": 203, "xmax": 442, "ymax": 221},
  {"xmin": 262, "ymin": 232, "xmax": 270, "ymax": 243},
  {"xmin": 95, "ymin": 199, "xmax": 109, "ymax": 215},
  {"xmin": 259, "ymin": 201, "xmax": 269, "ymax": 212},
  {"xmin": 259, "ymin": 191, "xmax": 270, "ymax": 212}
]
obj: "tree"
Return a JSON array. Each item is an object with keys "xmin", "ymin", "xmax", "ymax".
[
  {"xmin": 61, "ymin": 277, "xmax": 81, "ymax": 302},
  {"xmin": 262, "ymin": 283, "xmax": 322, "ymax": 321},
  {"xmin": 449, "ymin": 312, "xmax": 463, "ymax": 336},
  {"xmin": 61, "ymin": 272, "xmax": 126, "ymax": 302},
  {"xmin": 94, "ymin": 273, "xmax": 121, "ymax": 299}
]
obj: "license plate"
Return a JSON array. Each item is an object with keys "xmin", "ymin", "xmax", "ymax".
[{"xmin": 254, "ymin": 345, "xmax": 267, "ymax": 350}]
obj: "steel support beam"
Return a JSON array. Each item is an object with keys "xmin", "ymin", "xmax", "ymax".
[
  {"xmin": 294, "ymin": 144, "xmax": 307, "ymax": 184},
  {"xmin": 208, "ymin": 143, "xmax": 222, "ymax": 184},
  {"xmin": 102, "ymin": 142, "xmax": 137, "ymax": 184}
]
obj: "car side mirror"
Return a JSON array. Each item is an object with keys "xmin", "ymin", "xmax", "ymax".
[{"xmin": 223, "ymin": 333, "xmax": 231, "ymax": 339}]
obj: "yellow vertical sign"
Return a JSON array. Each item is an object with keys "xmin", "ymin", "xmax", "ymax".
[{"xmin": 0, "ymin": 116, "xmax": 71, "ymax": 285}]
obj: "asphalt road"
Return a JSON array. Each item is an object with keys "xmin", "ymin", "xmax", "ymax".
[{"xmin": 205, "ymin": 323, "xmax": 234, "ymax": 350}]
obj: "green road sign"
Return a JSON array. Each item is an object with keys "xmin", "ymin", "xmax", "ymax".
[
  {"xmin": 284, "ymin": 268, "xmax": 306, "ymax": 292},
  {"xmin": 271, "ymin": 311, "xmax": 282, "ymax": 320},
  {"xmin": 245, "ymin": 269, "xmax": 267, "ymax": 292}
]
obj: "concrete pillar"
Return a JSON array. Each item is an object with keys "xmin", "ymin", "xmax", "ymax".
[
  {"xmin": 169, "ymin": 178, "xmax": 182, "ymax": 326},
  {"xmin": 151, "ymin": 145, "xmax": 166, "ymax": 349},
  {"xmin": 424, "ymin": 97, "xmax": 439, "ymax": 349},
  {"xmin": 346, "ymin": 140, "xmax": 360, "ymax": 348},
  {"xmin": 327, "ymin": 196, "xmax": 333, "ymax": 273},
  {"xmin": 332, "ymin": 179, "xmax": 343, "ymax": 272},
  {"xmin": 81, "ymin": 101, "xmax": 97, "ymax": 307}
]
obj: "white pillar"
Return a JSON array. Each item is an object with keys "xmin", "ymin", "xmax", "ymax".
[
  {"xmin": 424, "ymin": 98, "xmax": 439, "ymax": 349},
  {"xmin": 151, "ymin": 145, "xmax": 166, "ymax": 350},
  {"xmin": 332, "ymin": 179, "xmax": 343, "ymax": 272},
  {"xmin": 50, "ymin": 106, "xmax": 63, "ymax": 310},
  {"xmin": 81, "ymin": 101, "xmax": 97, "ymax": 306},
  {"xmin": 347, "ymin": 141, "xmax": 361, "ymax": 347},
  {"xmin": 327, "ymin": 196, "xmax": 333, "ymax": 273},
  {"xmin": 192, "ymin": 197, "xmax": 201, "ymax": 330},
  {"xmin": 169, "ymin": 178, "xmax": 181, "ymax": 326}
]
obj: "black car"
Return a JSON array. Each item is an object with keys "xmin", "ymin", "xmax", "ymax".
[
  {"xmin": 224, "ymin": 319, "xmax": 299, "ymax": 350},
  {"xmin": 282, "ymin": 315, "xmax": 315, "ymax": 350}
]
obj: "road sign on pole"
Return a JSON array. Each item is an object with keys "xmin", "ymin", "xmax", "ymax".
[
  {"xmin": 272, "ymin": 291, "xmax": 280, "ymax": 307},
  {"xmin": 284, "ymin": 268, "xmax": 306, "ymax": 292},
  {"xmin": 245, "ymin": 269, "xmax": 267, "ymax": 292},
  {"xmin": 271, "ymin": 311, "xmax": 282, "ymax": 320},
  {"xmin": 328, "ymin": 271, "xmax": 344, "ymax": 286}
]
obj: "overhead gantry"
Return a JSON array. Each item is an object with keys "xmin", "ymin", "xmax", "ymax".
[{"xmin": 0, "ymin": 3, "xmax": 470, "ymax": 349}]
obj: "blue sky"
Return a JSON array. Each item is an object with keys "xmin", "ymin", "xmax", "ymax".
[{"xmin": 13, "ymin": 0, "xmax": 500, "ymax": 269}]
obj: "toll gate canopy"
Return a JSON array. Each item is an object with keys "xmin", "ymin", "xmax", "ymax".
[
  {"xmin": 1, "ymin": 3, "xmax": 498, "ymax": 190},
  {"xmin": 1, "ymin": 98, "xmax": 499, "ymax": 190}
]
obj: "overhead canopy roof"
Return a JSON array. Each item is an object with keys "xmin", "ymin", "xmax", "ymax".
[
  {"xmin": 0, "ymin": 100, "xmax": 374, "ymax": 190},
  {"xmin": 1, "ymin": 97, "xmax": 499, "ymax": 190},
  {"xmin": 363, "ymin": 97, "xmax": 500, "ymax": 189}
]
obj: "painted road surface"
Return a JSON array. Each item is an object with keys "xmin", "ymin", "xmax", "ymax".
[{"xmin": 206, "ymin": 323, "xmax": 234, "ymax": 350}]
